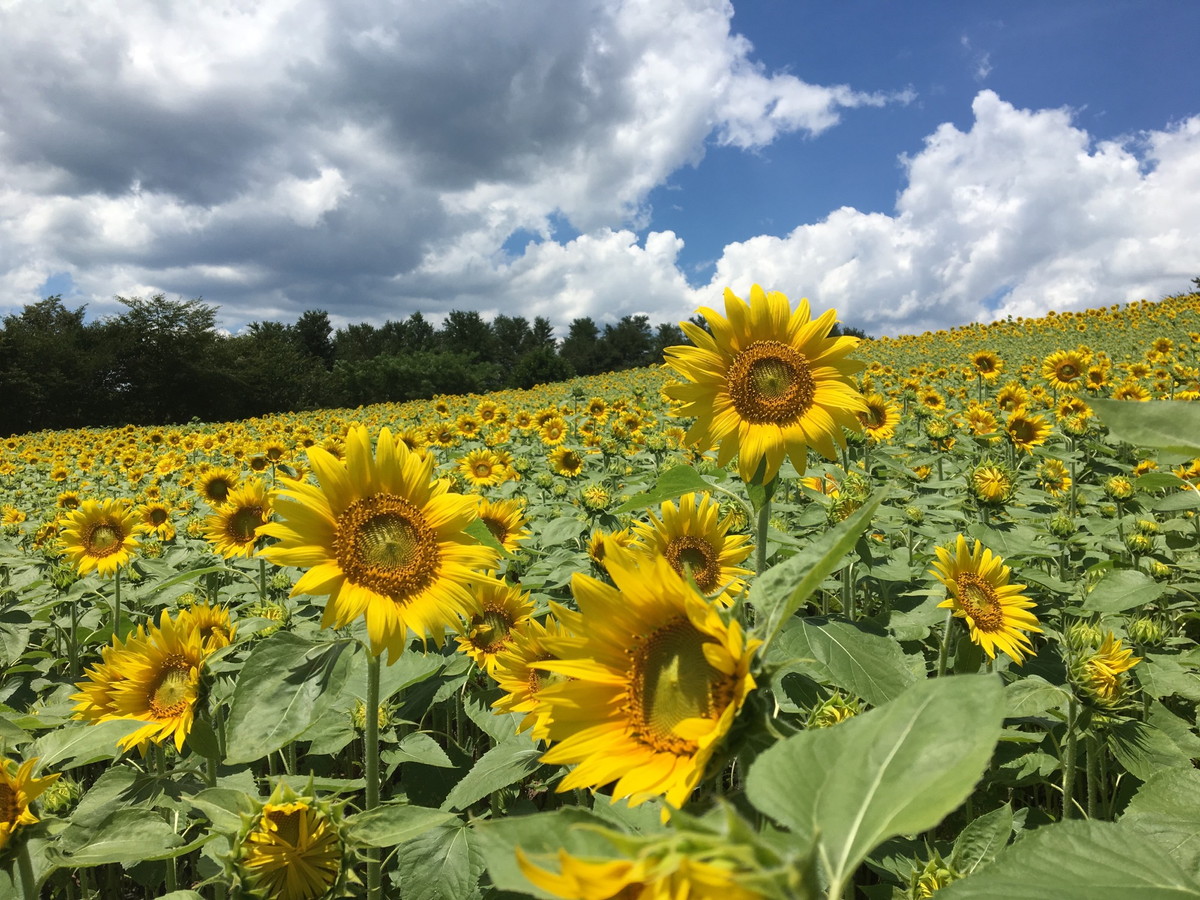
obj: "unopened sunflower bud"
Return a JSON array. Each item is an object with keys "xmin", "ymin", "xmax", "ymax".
[
  {"xmin": 1124, "ymin": 531, "xmax": 1154, "ymax": 554},
  {"xmin": 1128, "ymin": 617, "xmax": 1166, "ymax": 646},
  {"xmin": 904, "ymin": 506, "xmax": 924, "ymax": 525},
  {"xmin": 1103, "ymin": 475, "xmax": 1134, "ymax": 501},
  {"xmin": 1048, "ymin": 513, "xmax": 1075, "ymax": 539}
]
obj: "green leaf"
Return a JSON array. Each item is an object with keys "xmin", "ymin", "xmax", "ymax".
[
  {"xmin": 383, "ymin": 732, "xmax": 455, "ymax": 769},
  {"xmin": 538, "ymin": 516, "xmax": 587, "ymax": 546},
  {"xmin": 1108, "ymin": 721, "xmax": 1195, "ymax": 781},
  {"xmin": 1003, "ymin": 676, "xmax": 1070, "ymax": 718},
  {"xmin": 1136, "ymin": 472, "xmax": 1190, "ymax": 492},
  {"xmin": 771, "ymin": 617, "xmax": 919, "ymax": 707},
  {"xmin": 465, "ymin": 518, "xmax": 507, "ymax": 556},
  {"xmin": 950, "ymin": 804, "xmax": 1013, "ymax": 875},
  {"xmin": 49, "ymin": 808, "xmax": 184, "ymax": 867},
  {"xmin": 1091, "ymin": 398, "xmax": 1200, "ymax": 456},
  {"xmin": 1080, "ymin": 568, "xmax": 1166, "ymax": 613},
  {"xmin": 614, "ymin": 465, "xmax": 712, "ymax": 514},
  {"xmin": 342, "ymin": 802, "xmax": 459, "ymax": 848},
  {"xmin": 29, "ymin": 720, "xmax": 143, "ymax": 771},
  {"xmin": 223, "ymin": 632, "xmax": 353, "ymax": 764},
  {"xmin": 1121, "ymin": 768, "xmax": 1200, "ymax": 873},
  {"xmin": 186, "ymin": 788, "xmax": 256, "ymax": 834},
  {"xmin": 937, "ymin": 820, "xmax": 1200, "ymax": 899},
  {"xmin": 395, "ymin": 822, "xmax": 486, "ymax": 900},
  {"xmin": 753, "ymin": 495, "xmax": 883, "ymax": 648},
  {"xmin": 745, "ymin": 674, "xmax": 1004, "ymax": 898},
  {"xmin": 440, "ymin": 738, "xmax": 543, "ymax": 812}
]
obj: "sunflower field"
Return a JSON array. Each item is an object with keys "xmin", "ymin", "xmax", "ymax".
[{"xmin": 0, "ymin": 287, "xmax": 1199, "ymax": 900}]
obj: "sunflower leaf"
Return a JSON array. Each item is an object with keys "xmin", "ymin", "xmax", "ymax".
[
  {"xmin": 342, "ymin": 802, "xmax": 459, "ymax": 848},
  {"xmin": 613, "ymin": 465, "xmax": 713, "ymax": 514},
  {"xmin": 1121, "ymin": 768, "xmax": 1200, "ymax": 873},
  {"xmin": 745, "ymin": 674, "xmax": 1003, "ymax": 899},
  {"xmin": 753, "ymin": 495, "xmax": 883, "ymax": 649},
  {"xmin": 396, "ymin": 821, "xmax": 487, "ymax": 900},
  {"xmin": 440, "ymin": 737, "xmax": 543, "ymax": 812}
]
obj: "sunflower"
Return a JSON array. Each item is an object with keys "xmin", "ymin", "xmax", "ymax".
[
  {"xmin": 60, "ymin": 498, "xmax": 141, "ymax": 578},
  {"xmin": 534, "ymin": 547, "xmax": 760, "ymax": 809},
  {"xmin": 1004, "ymin": 408, "xmax": 1051, "ymax": 453},
  {"xmin": 135, "ymin": 500, "xmax": 176, "ymax": 541},
  {"xmin": 856, "ymin": 392, "xmax": 900, "ymax": 443},
  {"xmin": 1112, "ymin": 381, "xmax": 1150, "ymax": 402},
  {"xmin": 1074, "ymin": 632, "xmax": 1140, "ymax": 709},
  {"xmin": 236, "ymin": 783, "xmax": 344, "ymax": 900},
  {"xmin": 477, "ymin": 498, "xmax": 532, "ymax": 553},
  {"xmin": 458, "ymin": 449, "xmax": 509, "ymax": 488},
  {"xmin": 517, "ymin": 847, "xmax": 765, "ymax": 900},
  {"xmin": 0, "ymin": 757, "xmax": 60, "ymax": 853},
  {"xmin": 177, "ymin": 601, "xmax": 237, "ymax": 654},
  {"xmin": 259, "ymin": 426, "xmax": 498, "ymax": 662},
  {"xmin": 548, "ymin": 446, "xmax": 586, "ymax": 478},
  {"xmin": 969, "ymin": 350, "xmax": 1003, "ymax": 381},
  {"xmin": 630, "ymin": 493, "xmax": 752, "ymax": 600},
  {"xmin": 490, "ymin": 608, "xmax": 577, "ymax": 741},
  {"xmin": 539, "ymin": 417, "xmax": 569, "ymax": 447},
  {"xmin": 197, "ymin": 466, "xmax": 241, "ymax": 506},
  {"xmin": 664, "ymin": 285, "xmax": 867, "ymax": 483},
  {"xmin": 1042, "ymin": 350, "xmax": 1088, "ymax": 392},
  {"xmin": 1034, "ymin": 458, "xmax": 1072, "ymax": 497},
  {"xmin": 994, "ymin": 382, "xmax": 1029, "ymax": 412},
  {"xmin": 930, "ymin": 535, "xmax": 1041, "ymax": 664},
  {"xmin": 456, "ymin": 578, "xmax": 535, "ymax": 674},
  {"xmin": 970, "ymin": 463, "xmax": 1015, "ymax": 506},
  {"xmin": 205, "ymin": 479, "xmax": 271, "ymax": 559},
  {"xmin": 586, "ymin": 527, "xmax": 636, "ymax": 568},
  {"xmin": 963, "ymin": 404, "xmax": 1000, "ymax": 441}
]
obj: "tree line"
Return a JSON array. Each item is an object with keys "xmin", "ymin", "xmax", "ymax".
[{"xmin": 0, "ymin": 294, "xmax": 700, "ymax": 434}]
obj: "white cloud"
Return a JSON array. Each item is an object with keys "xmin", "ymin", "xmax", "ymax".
[{"xmin": 700, "ymin": 91, "xmax": 1200, "ymax": 335}]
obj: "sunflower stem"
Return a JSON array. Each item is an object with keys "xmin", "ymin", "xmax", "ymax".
[
  {"xmin": 113, "ymin": 567, "xmax": 122, "ymax": 639},
  {"xmin": 936, "ymin": 608, "xmax": 954, "ymax": 677},
  {"xmin": 1062, "ymin": 697, "xmax": 1079, "ymax": 820},
  {"xmin": 365, "ymin": 649, "xmax": 382, "ymax": 900},
  {"xmin": 156, "ymin": 746, "xmax": 178, "ymax": 893},
  {"xmin": 16, "ymin": 837, "xmax": 36, "ymax": 900},
  {"xmin": 69, "ymin": 597, "xmax": 79, "ymax": 679},
  {"xmin": 1086, "ymin": 733, "xmax": 1100, "ymax": 819},
  {"xmin": 753, "ymin": 479, "xmax": 774, "ymax": 576},
  {"xmin": 258, "ymin": 557, "xmax": 268, "ymax": 601}
]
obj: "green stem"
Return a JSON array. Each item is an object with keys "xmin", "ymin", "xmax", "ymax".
[
  {"xmin": 16, "ymin": 838, "xmax": 36, "ymax": 900},
  {"xmin": 936, "ymin": 608, "xmax": 954, "ymax": 677},
  {"xmin": 1086, "ymin": 733, "xmax": 1100, "ymax": 819},
  {"xmin": 113, "ymin": 567, "xmax": 122, "ymax": 638},
  {"xmin": 1063, "ymin": 698, "xmax": 1079, "ymax": 819},
  {"xmin": 365, "ymin": 650, "xmax": 382, "ymax": 900},
  {"xmin": 69, "ymin": 598, "xmax": 79, "ymax": 680},
  {"xmin": 157, "ymin": 747, "xmax": 178, "ymax": 893},
  {"xmin": 754, "ymin": 487, "xmax": 772, "ymax": 576},
  {"xmin": 842, "ymin": 563, "xmax": 854, "ymax": 620},
  {"xmin": 258, "ymin": 557, "xmax": 268, "ymax": 601},
  {"xmin": 286, "ymin": 740, "xmax": 299, "ymax": 778}
]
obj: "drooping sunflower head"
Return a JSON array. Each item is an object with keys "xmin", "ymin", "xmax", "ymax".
[
  {"xmin": 664, "ymin": 285, "xmax": 868, "ymax": 484},
  {"xmin": 0, "ymin": 757, "xmax": 60, "ymax": 853},
  {"xmin": 60, "ymin": 498, "xmax": 141, "ymax": 578},
  {"xmin": 456, "ymin": 578, "xmax": 535, "ymax": 674},
  {"xmin": 234, "ymin": 782, "xmax": 346, "ymax": 900},
  {"xmin": 630, "ymin": 492, "xmax": 752, "ymax": 601},
  {"xmin": 205, "ymin": 479, "xmax": 272, "ymax": 559},
  {"xmin": 535, "ymin": 547, "xmax": 761, "ymax": 809},
  {"xmin": 260, "ymin": 426, "xmax": 499, "ymax": 663},
  {"xmin": 930, "ymin": 535, "xmax": 1042, "ymax": 664}
]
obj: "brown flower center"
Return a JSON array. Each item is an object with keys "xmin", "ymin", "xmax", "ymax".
[
  {"xmin": 665, "ymin": 535, "xmax": 719, "ymax": 592},
  {"xmin": 334, "ymin": 495, "xmax": 439, "ymax": 602},
  {"xmin": 0, "ymin": 783, "xmax": 18, "ymax": 827},
  {"xmin": 85, "ymin": 522, "xmax": 124, "ymax": 557},
  {"xmin": 727, "ymin": 341, "xmax": 816, "ymax": 424},
  {"xmin": 954, "ymin": 574, "xmax": 1004, "ymax": 632},
  {"xmin": 226, "ymin": 506, "xmax": 266, "ymax": 545}
]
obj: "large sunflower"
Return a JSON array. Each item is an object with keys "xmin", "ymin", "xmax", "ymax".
[
  {"xmin": 630, "ymin": 492, "xmax": 752, "ymax": 600},
  {"xmin": 259, "ymin": 426, "xmax": 498, "ymax": 662},
  {"xmin": 930, "ymin": 535, "xmax": 1042, "ymax": 664},
  {"xmin": 534, "ymin": 547, "xmax": 760, "ymax": 809},
  {"xmin": 664, "ymin": 285, "xmax": 867, "ymax": 483},
  {"xmin": 60, "ymin": 498, "xmax": 141, "ymax": 578},
  {"xmin": 0, "ymin": 757, "xmax": 60, "ymax": 852}
]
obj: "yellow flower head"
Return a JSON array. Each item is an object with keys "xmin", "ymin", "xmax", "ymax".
[
  {"xmin": 516, "ymin": 847, "xmax": 765, "ymax": 900},
  {"xmin": 476, "ymin": 498, "xmax": 532, "ymax": 554},
  {"xmin": 0, "ymin": 757, "xmax": 60, "ymax": 853},
  {"xmin": 664, "ymin": 285, "xmax": 867, "ymax": 484},
  {"xmin": 236, "ymin": 783, "xmax": 344, "ymax": 900},
  {"xmin": 60, "ymin": 498, "xmax": 141, "ymax": 578},
  {"xmin": 1076, "ymin": 632, "xmax": 1141, "ymax": 708},
  {"xmin": 205, "ymin": 479, "xmax": 272, "ymax": 559},
  {"xmin": 930, "ymin": 535, "xmax": 1042, "ymax": 664},
  {"xmin": 456, "ymin": 578, "xmax": 535, "ymax": 674}
]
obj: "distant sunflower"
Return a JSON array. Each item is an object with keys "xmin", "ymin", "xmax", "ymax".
[
  {"xmin": 259, "ymin": 427, "xmax": 497, "ymax": 662},
  {"xmin": 969, "ymin": 350, "xmax": 1003, "ymax": 382},
  {"xmin": 135, "ymin": 500, "xmax": 176, "ymax": 541},
  {"xmin": 456, "ymin": 578, "xmax": 535, "ymax": 673},
  {"xmin": 630, "ymin": 492, "xmax": 752, "ymax": 600},
  {"xmin": 664, "ymin": 285, "xmax": 867, "ymax": 484},
  {"xmin": 0, "ymin": 757, "xmax": 60, "ymax": 853},
  {"xmin": 548, "ymin": 446, "xmax": 585, "ymax": 478},
  {"xmin": 237, "ymin": 783, "xmax": 344, "ymax": 900},
  {"xmin": 534, "ymin": 547, "xmax": 760, "ymax": 809},
  {"xmin": 539, "ymin": 417, "xmax": 569, "ymax": 447},
  {"xmin": 994, "ymin": 382, "xmax": 1029, "ymax": 413},
  {"xmin": 964, "ymin": 405, "xmax": 1000, "ymax": 441},
  {"xmin": 930, "ymin": 535, "xmax": 1041, "ymax": 664},
  {"xmin": 197, "ymin": 466, "xmax": 241, "ymax": 506},
  {"xmin": 60, "ymin": 499, "xmax": 141, "ymax": 578},
  {"xmin": 477, "ymin": 498, "xmax": 532, "ymax": 553},
  {"xmin": 205, "ymin": 479, "xmax": 271, "ymax": 559}
]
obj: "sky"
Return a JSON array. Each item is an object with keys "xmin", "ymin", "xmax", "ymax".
[{"xmin": 1, "ymin": 0, "xmax": 1198, "ymax": 338}]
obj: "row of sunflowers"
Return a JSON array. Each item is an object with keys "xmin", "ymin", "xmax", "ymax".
[{"xmin": 0, "ymin": 287, "xmax": 1197, "ymax": 899}]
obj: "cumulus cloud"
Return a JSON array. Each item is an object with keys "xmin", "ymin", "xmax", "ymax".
[
  {"xmin": 0, "ymin": 0, "xmax": 891, "ymax": 328},
  {"xmin": 702, "ymin": 91, "xmax": 1200, "ymax": 336}
]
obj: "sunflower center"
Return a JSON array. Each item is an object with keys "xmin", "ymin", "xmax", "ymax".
[
  {"xmin": 226, "ymin": 506, "xmax": 265, "ymax": 545},
  {"xmin": 727, "ymin": 341, "xmax": 815, "ymax": 424},
  {"xmin": 474, "ymin": 462, "xmax": 494, "ymax": 478},
  {"xmin": 666, "ymin": 536, "xmax": 719, "ymax": 592},
  {"xmin": 335, "ymin": 495, "xmax": 439, "ymax": 601},
  {"xmin": 482, "ymin": 517, "xmax": 509, "ymax": 546},
  {"xmin": 0, "ymin": 783, "xmax": 17, "ymax": 827},
  {"xmin": 149, "ymin": 508, "xmax": 169, "ymax": 526},
  {"xmin": 628, "ymin": 618, "xmax": 729, "ymax": 755},
  {"xmin": 955, "ymin": 574, "xmax": 1004, "ymax": 632},
  {"xmin": 85, "ymin": 523, "xmax": 124, "ymax": 556},
  {"xmin": 470, "ymin": 609, "xmax": 513, "ymax": 653},
  {"xmin": 1059, "ymin": 364, "xmax": 1078, "ymax": 379},
  {"xmin": 265, "ymin": 807, "xmax": 303, "ymax": 846},
  {"xmin": 149, "ymin": 656, "xmax": 193, "ymax": 718}
]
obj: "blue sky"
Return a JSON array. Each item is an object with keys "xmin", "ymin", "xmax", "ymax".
[{"xmin": 1, "ymin": 1, "xmax": 1198, "ymax": 337}]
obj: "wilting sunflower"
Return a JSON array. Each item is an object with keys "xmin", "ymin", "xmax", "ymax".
[
  {"xmin": 664, "ymin": 285, "xmax": 867, "ymax": 484},
  {"xmin": 857, "ymin": 392, "xmax": 900, "ymax": 443},
  {"xmin": 197, "ymin": 466, "xmax": 241, "ymax": 506},
  {"xmin": 930, "ymin": 535, "xmax": 1042, "ymax": 664},
  {"xmin": 1073, "ymin": 632, "xmax": 1140, "ymax": 709},
  {"xmin": 534, "ymin": 547, "xmax": 760, "ymax": 809},
  {"xmin": 477, "ymin": 498, "xmax": 532, "ymax": 553},
  {"xmin": 1042, "ymin": 350, "xmax": 1088, "ymax": 392},
  {"xmin": 60, "ymin": 498, "xmax": 141, "ymax": 578},
  {"xmin": 548, "ymin": 446, "xmax": 586, "ymax": 478},
  {"xmin": 630, "ymin": 493, "xmax": 752, "ymax": 600},
  {"xmin": 456, "ymin": 578, "xmax": 535, "ymax": 673},
  {"xmin": 490, "ymin": 609, "xmax": 576, "ymax": 741},
  {"xmin": 236, "ymin": 783, "xmax": 344, "ymax": 900},
  {"xmin": 259, "ymin": 426, "xmax": 498, "ymax": 662},
  {"xmin": 458, "ymin": 449, "xmax": 509, "ymax": 488},
  {"xmin": 0, "ymin": 757, "xmax": 60, "ymax": 852},
  {"xmin": 517, "ymin": 847, "xmax": 765, "ymax": 900},
  {"xmin": 1004, "ymin": 408, "xmax": 1051, "ymax": 454},
  {"xmin": 205, "ymin": 479, "xmax": 272, "ymax": 559}
]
